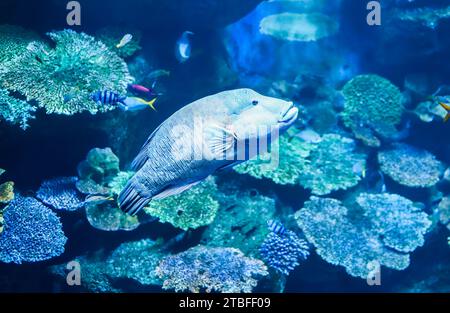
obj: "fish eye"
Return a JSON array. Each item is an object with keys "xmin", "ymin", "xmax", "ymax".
[{"xmin": 252, "ymin": 100, "xmax": 259, "ymax": 106}]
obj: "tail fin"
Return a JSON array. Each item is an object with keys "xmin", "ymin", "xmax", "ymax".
[
  {"xmin": 146, "ymin": 98, "xmax": 157, "ymax": 111},
  {"xmin": 118, "ymin": 181, "xmax": 151, "ymax": 216}
]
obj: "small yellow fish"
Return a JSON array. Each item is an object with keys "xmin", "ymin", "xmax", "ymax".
[
  {"xmin": 121, "ymin": 97, "xmax": 157, "ymax": 111},
  {"xmin": 116, "ymin": 34, "xmax": 133, "ymax": 49},
  {"xmin": 439, "ymin": 102, "xmax": 450, "ymax": 122}
]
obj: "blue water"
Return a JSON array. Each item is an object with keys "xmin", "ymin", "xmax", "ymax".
[{"xmin": 0, "ymin": 0, "xmax": 449, "ymax": 293}]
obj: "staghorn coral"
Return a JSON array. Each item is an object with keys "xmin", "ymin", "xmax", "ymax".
[
  {"xmin": 107, "ymin": 239, "xmax": 165, "ymax": 286},
  {"xmin": 201, "ymin": 188, "xmax": 277, "ymax": 257},
  {"xmin": 234, "ymin": 134, "xmax": 313, "ymax": 185},
  {"xmin": 96, "ymin": 27, "xmax": 142, "ymax": 58},
  {"xmin": 298, "ymin": 134, "xmax": 366, "ymax": 195},
  {"xmin": 144, "ymin": 177, "xmax": 219, "ymax": 231},
  {"xmin": 259, "ymin": 13, "xmax": 339, "ymax": 42},
  {"xmin": 0, "ymin": 29, "xmax": 133, "ymax": 115},
  {"xmin": 295, "ymin": 194, "xmax": 431, "ymax": 279},
  {"xmin": 259, "ymin": 229, "xmax": 309, "ymax": 276},
  {"xmin": 341, "ymin": 74, "xmax": 404, "ymax": 147},
  {"xmin": 0, "ymin": 88, "xmax": 36, "ymax": 130},
  {"xmin": 378, "ymin": 143, "xmax": 443, "ymax": 188},
  {"xmin": 0, "ymin": 25, "xmax": 42, "ymax": 64},
  {"xmin": 36, "ymin": 176, "xmax": 84, "ymax": 211},
  {"xmin": 76, "ymin": 147, "xmax": 120, "ymax": 195},
  {"xmin": 156, "ymin": 245, "xmax": 268, "ymax": 293},
  {"xmin": 0, "ymin": 195, "xmax": 67, "ymax": 264}
]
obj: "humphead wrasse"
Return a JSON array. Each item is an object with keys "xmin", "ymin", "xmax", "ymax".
[{"xmin": 119, "ymin": 88, "xmax": 299, "ymax": 215}]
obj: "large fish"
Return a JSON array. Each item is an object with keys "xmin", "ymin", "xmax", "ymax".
[{"xmin": 119, "ymin": 88, "xmax": 299, "ymax": 215}]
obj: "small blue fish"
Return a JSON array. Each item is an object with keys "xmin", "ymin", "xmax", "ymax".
[
  {"xmin": 118, "ymin": 97, "xmax": 157, "ymax": 112},
  {"xmin": 267, "ymin": 220, "xmax": 286, "ymax": 236},
  {"xmin": 90, "ymin": 90, "xmax": 126, "ymax": 106}
]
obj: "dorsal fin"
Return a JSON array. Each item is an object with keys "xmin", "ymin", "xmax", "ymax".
[{"xmin": 131, "ymin": 124, "xmax": 162, "ymax": 171}]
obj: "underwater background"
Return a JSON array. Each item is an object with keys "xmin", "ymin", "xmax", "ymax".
[{"xmin": 0, "ymin": 0, "xmax": 450, "ymax": 293}]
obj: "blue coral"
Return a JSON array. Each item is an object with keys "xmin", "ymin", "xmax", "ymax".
[
  {"xmin": 260, "ymin": 229, "xmax": 309, "ymax": 275},
  {"xmin": 36, "ymin": 177, "xmax": 84, "ymax": 211},
  {"xmin": 0, "ymin": 88, "xmax": 36, "ymax": 130},
  {"xmin": 0, "ymin": 195, "xmax": 67, "ymax": 264}
]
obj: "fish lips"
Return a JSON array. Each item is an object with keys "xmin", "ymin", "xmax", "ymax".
[{"xmin": 278, "ymin": 104, "xmax": 299, "ymax": 126}]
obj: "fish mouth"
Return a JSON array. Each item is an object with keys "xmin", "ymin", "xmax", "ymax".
[{"xmin": 279, "ymin": 103, "xmax": 298, "ymax": 124}]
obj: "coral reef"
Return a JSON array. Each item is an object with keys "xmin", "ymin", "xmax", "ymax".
[
  {"xmin": 0, "ymin": 88, "xmax": 36, "ymax": 130},
  {"xmin": 259, "ymin": 13, "xmax": 339, "ymax": 42},
  {"xmin": 0, "ymin": 195, "xmax": 67, "ymax": 264},
  {"xmin": 144, "ymin": 177, "xmax": 219, "ymax": 230},
  {"xmin": 85, "ymin": 200, "xmax": 140, "ymax": 232},
  {"xmin": 107, "ymin": 239, "xmax": 165, "ymax": 286},
  {"xmin": 259, "ymin": 229, "xmax": 309, "ymax": 275},
  {"xmin": 378, "ymin": 143, "xmax": 443, "ymax": 188},
  {"xmin": 0, "ymin": 25, "xmax": 41, "ymax": 64},
  {"xmin": 96, "ymin": 27, "xmax": 142, "ymax": 58},
  {"xmin": 0, "ymin": 168, "xmax": 14, "ymax": 204},
  {"xmin": 392, "ymin": 5, "xmax": 450, "ymax": 29},
  {"xmin": 295, "ymin": 194, "xmax": 431, "ymax": 278},
  {"xmin": 36, "ymin": 176, "xmax": 84, "ymax": 211},
  {"xmin": 76, "ymin": 147, "xmax": 120, "ymax": 195},
  {"xmin": 0, "ymin": 29, "xmax": 133, "ymax": 116},
  {"xmin": 341, "ymin": 74, "xmax": 404, "ymax": 147},
  {"xmin": 234, "ymin": 134, "xmax": 313, "ymax": 185},
  {"xmin": 156, "ymin": 245, "xmax": 268, "ymax": 293},
  {"xmin": 298, "ymin": 134, "xmax": 366, "ymax": 195},
  {"xmin": 438, "ymin": 196, "xmax": 450, "ymax": 231},
  {"xmin": 201, "ymin": 188, "xmax": 277, "ymax": 257}
]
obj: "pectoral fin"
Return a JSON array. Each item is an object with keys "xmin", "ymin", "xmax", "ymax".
[{"xmin": 205, "ymin": 122, "xmax": 237, "ymax": 159}]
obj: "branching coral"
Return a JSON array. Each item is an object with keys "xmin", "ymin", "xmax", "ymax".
[
  {"xmin": 76, "ymin": 147, "xmax": 121, "ymax": 195},
  {"xmin": 234, "ymin": 134, "xmax": 313, "ymax": 185},
  {"xmin": 156, "ymin": 245, "xmax": 268, "ymax": 293},
  {"xmin": 0, "ymin": 25, "xmax": 42, "ymax": 64},
  {"xmin": 96, "ymin": 27, "xmax": 142, "ymax": 58},
  {"xmin": 36, "ymin": 176, "xmax": 84, "ymax": 211},
  {"xmin": 0, "ymin": 195, "xmax": 67, "ymax": 264},
  {"xmin": 259, "ymin": 13, "xmax": 339, "ymax": 42},
  {"xmin": 0, "ymin": 88, "xmax": 36, "ymax": 130},
  {"xmin": 107, "ymin": 239, "xmax": 165, "ymax": 286},
  {"xmin": 378, "ymin": 143, "xmax": 443, "ymax": 188},
  {"xmin": 298, "ymin": 134, "xmax": 366, "ymax": 195},
  {"xmin": 0, "ymin": 29, "xmax": 133, "ymax": 115},
  {"xmin": 201, "ymin": 188, "xmax": 277, "ymax": 257},
  {"xmin": 144, "ymin": 177, "xmax": 219, "ymax": 230},
  {"xmin": 341, "ymin": 74, "xmax": 404, "ymax": 147},
  {"xmin": 259, "ymin": 229, "xmax": 309, "ymax": 275},
  {"xmin": 295, "ymin": 194, "xmax": 431, "ymax": 279}
]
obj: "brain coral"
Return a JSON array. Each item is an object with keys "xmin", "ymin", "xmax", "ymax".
[
  {"xmin": 295, "ymin": 194, "xmax": 431, "ymax": 278},
  {"xmin": 259, "ymin": 13, "xmax": 339, "ymax": 42},
  {"xmin": 341, "ymin": 74, "xmax": 404, "ymax": 147},
  {"xmin": 0, "ymin": 195, "xmax": 67, "ymax": 264},
  {"xmin": 156, "ymin": 245, "xmax": 268, "ymax": 293},
  {"xmin": 378, "ymin": 143, "xmax": 443, "ymax": 188},
  {"xmin": 36, "ymin": 176, "xmax": 84, "ymax": 211},
  {"xmin": 0, "ymin": 29, "xmax": 133, "ymax": 115},
  {"xmin": 144, "ymin": 177, "xmax": 219, "ymax": 230}
]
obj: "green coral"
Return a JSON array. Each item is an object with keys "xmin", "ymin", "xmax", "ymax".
[
  {"xmin": 0, "ymin": 29, "xmax": 133, "ymax": 115},
  {"xmin": 298, "ymin": 134, "xmax": 366, "ymax": 195},
  {"xmin": 144, "ymin": 177, "xmax": 219, "ymax": 231},
  {"xmin": 156, "ymin": 245, "xmax": 268, "ymax": 293},
  {"xmin": 341, "ymin": 74, "xmax": 404, "ymax": 147},
  {"xmin": 85, "ymin": 200, "xmax": 140, "ymax": 232},
  {"xmin": 259, "ymin": 13, "xmax": 339, "ymax": 42},
  {"xmin": 378, "ymin": 143, "xmax": 443, "ymax": 188},
  {"xmin": 96, "ymin": 27, "xmax": 142, "ymax": 58},
  {"xmin": 295, "ymin": 194, "xmax": 431, "ymax": 279},
  {"xmin": 108, "ymin": 171, "xmax": 134, "ymax": 196},
  {"xmin": 0, "ymin": 25, "xmax": 41, "ymax": 64},
  {"xmin": 234, "ymin": 134, "xmax": 313, "ymax": 185},
  {"xmin": 0, "ymin": 88, "xmax": 36, "ymax": 130},
  {"xmin": 201, "ymin": 187, "xmax": 276, "ymax": 257},
  {"xmin": 107, "ymin": 239, "xmax": 165, "ymax": 286}
]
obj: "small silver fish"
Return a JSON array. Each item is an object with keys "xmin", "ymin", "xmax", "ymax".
[
  {"xmin": 119, "ymin": 88, "xmax": 298, "ymax": 215},
  {"xmin": 116, "ymin": 34, "xmax": 133, "ymax": 49},
  {"xmin": 175, "ymin": 31, "xmax": 194, "ymax": 63}
]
